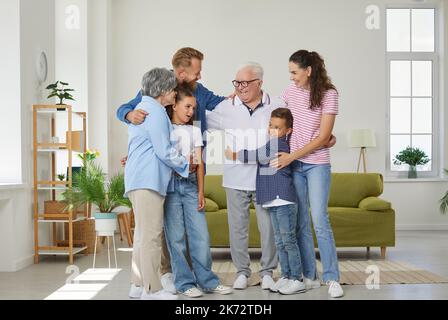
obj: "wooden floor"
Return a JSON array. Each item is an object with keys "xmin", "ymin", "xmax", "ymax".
[{"xmin": 1, "ymin": 230, "xmax": 448, "ymax": 300}]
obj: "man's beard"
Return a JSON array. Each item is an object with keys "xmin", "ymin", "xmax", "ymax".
[{"xmin": 181, "ymin": 80, "xmax": 197, "ymax": 91}]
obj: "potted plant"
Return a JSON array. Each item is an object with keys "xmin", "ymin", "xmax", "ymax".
[
  {"xmin": 57, "ymin": 173, "xmax": 65, "ymax": 181},
  {"xmin": 46, "ymin": 80, "xmax": 75, "ymax": 109},
  {"xmin": 440, "ymin": 169, "xmax": 448, "ymax": 215},
  {"xmin": 393, "ymin": 147, "xmax": 430, "ymax": 179},
  {"xmin": 62, "ymin": 151, "xmax": 131, "ymax": 235}
]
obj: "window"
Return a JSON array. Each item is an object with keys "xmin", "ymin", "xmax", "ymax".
[{"xmin": 386, "ymin": 8, "xmax": 439, "ymax": 177}]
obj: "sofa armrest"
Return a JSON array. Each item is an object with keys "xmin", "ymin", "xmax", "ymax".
[
  {"xmin": 205, "ymin": 198, "xmax": 219, "ymax": 212},
  {"xmin": 358, "ymin": 197, "xmax": 392, "ymax": 211}
]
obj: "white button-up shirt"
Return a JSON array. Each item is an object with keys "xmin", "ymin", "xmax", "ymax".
[{"xmin": 206, "ymin": 91, "xmax": 285, "ymax": 191}]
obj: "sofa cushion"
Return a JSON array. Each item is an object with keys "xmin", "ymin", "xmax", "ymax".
[
  {"xmin": 358, "ymin": 197, "xmax": 392, "ymax": 211},
  {"xmin": 328, "ymin": 173, "xmax": 383, "ymax": 208},
  {"xmin": 205, "ymin": 198, "xmax": 219, "ymax": 212},
  {"xmin": 206, "ymin": 209, "xmax": 261, "ymax": 248},
  {"xmin": 204, "ymin": 175, "xmax": 227, "ymax": 209},
  {"xmin": 327, "ymin": 207, "xmax": 395, "ymax": 247}
]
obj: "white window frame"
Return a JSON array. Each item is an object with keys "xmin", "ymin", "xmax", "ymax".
[{"xmin": 385, "ymin": 4, "xmax": 441, "ymax": 178}]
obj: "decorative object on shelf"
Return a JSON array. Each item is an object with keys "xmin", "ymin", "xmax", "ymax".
[
  {"xmin": 393, "ymin": 147, "xmax": 430, "ymax": 179},
  {"xmin": 439, "ymin": 169, "xmax": 448, "ymax": 215},
  {"xmin": 78, "ymin": 149, "xmax": 100, "ymax": 162},
  {"xmin": 66, "ymin": 130, "xmax": 85, "ymax": 152},
  {"xmin": 45, "ymin": 81, "xmax": 75, "ymax": 106},
  {"xmin": 57, "ymin": 173, "xmax": 66, "ymax": 181},
  {"xmin": 36, "ymin": 50, "xmax": 48, "ymax": 84},
  {"xmin": 44, "ymin": 200, "xmax": 77, "ymax": 220},
  {"xmin": 348, "ymin": 129, "xmax": 376, "ymax": 173}
]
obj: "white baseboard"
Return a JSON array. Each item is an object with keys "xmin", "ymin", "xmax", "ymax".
[
  {"xmin": 396, "ymin": 224, "xmax": 448, "ymax": 231},
  {"xmin": 13, "ymin": 254, "xmax": 34, "ymax": 271}
]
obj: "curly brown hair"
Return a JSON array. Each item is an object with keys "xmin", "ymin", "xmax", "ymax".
[{"xmin": 289, "ymin": 50, "xmax": 337, "ymax": 110}]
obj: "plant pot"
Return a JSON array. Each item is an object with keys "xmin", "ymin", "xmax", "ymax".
[
  {"xmin": 94, "ymin": 212, "xmax": 117, "ymax": 236},
  {"xmin": 408, "ymin": 165, "xmax": 417, "ymax": 179}
]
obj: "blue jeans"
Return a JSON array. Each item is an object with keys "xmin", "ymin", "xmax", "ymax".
[
  {"xmin": 163, "ymin": 173, "xmax": 220, "ymax": 292},
  {"xmin": 268, "ymin": 204, "xmax": 302, "ymax": 280},
  {"xmin": 291, "ymin": 161, "xmax": 340, "ymax": 282}
]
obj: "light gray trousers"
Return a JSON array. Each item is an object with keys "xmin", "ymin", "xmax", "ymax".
[{"xmin": 225, "ymin": 188, "xmax": 278, "ymax": 278}]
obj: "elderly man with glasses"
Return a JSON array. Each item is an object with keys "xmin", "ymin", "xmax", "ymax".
[{"xmin": 206, "ymin": 62, "xmax": 282, "ymax": 290}]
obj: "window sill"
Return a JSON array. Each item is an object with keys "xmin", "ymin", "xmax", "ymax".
[{"xmin": 0, "ymin": 183, "xmax": 27, "ymax": 190}]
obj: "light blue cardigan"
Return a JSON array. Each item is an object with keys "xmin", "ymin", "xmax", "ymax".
[{"xmin": 124, "ymin": 96, "xmax": 189, "ymax": 197}]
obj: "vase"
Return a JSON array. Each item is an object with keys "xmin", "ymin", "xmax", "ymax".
[
  {"xmin": 408, "ymin": 165, "xmax": 417, "ymax": 179},
  {"xmin": 93, "ymin": 212, "xmax": 117, "ymax": 236}
]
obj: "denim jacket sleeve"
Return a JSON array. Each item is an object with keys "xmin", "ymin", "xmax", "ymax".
[
  {"xmin": 196, "ymin": 83, "xmax": 225, "ymax": 111},
  {"xmin": 116, "ymin": 91, "xmax": 142, "ymax": 124}
]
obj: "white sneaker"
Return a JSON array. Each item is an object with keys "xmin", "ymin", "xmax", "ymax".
[
  {"xmin": 327, "ymin": 281, "xmax": 344, "ymax": 298},
  {"xmin": 304, "ymin": 277, "xmax": 321, "ymax": 290},
  {"xmin": 211, "ymin": 285, "xmax": 233, "ymax": 295},
  {"xmin": 141, "ymin": 289, "xmax": 178, "ymax": 300},
  {"xmin": 233, "ymin": 274, "xmax": 248, "ymax": 290},
  {"xmin": 181, "ymin": 287, "xmax": 203, "ymax": 298},
  {"xmin": 278, "ymin": 279, "xmax": 306, "ymax": 295},
  {"xmin": 128, "ymin": 284, "xmax": 143, "ymax": 299},
  {"xmin": 270, "ymin": 277, "xmax": 289, "ymax": 293},
  {"xmin": 160, "ymin": 273, "xmax": 176, "ymax": 294},
  {"xmin": 261, "ymin": 275, "xmax": 275, "ymax": 290}
]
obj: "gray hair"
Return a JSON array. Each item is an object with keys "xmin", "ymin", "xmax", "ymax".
[
  {"xmin": 141, "ymin": 68, "xmax": 177, "ymax": 98},
  {"xmin": 236, "ymin": 62, "xmax": 264, "ymax": 80}
]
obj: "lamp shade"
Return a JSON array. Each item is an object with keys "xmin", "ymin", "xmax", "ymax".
[{"xmin": 349, "ymin": 129, "xmax": 376, "ymax": 148}]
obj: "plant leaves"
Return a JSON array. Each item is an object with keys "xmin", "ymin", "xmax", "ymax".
[
  {"xmin": 61, "ymin": 162, "xmax": 130, "ymax": 212},
  {"xmin": 46, "ymin": 84, "xmax": 57, "ymax": 89}
]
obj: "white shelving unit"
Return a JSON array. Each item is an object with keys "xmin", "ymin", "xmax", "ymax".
[{"xmin": 33, "ymin": 105, "xmax": 88, "ymax": 264}]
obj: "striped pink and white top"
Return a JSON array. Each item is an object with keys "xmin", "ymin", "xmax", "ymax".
[{"xmin": 282, "ymin": 83, "xmax": 339, "ymax": 165}]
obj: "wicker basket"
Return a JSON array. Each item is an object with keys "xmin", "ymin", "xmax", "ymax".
[
  {"xmin": 44, "ymin": 200, "xmax": 77, "ymax": 220},
  {"xmin": 64, "ymin": 218, "xmax": 101, "ymax": 254}
]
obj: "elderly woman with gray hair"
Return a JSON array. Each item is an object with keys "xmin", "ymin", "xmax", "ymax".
[{"xmin": 124, "ymin": 67, "xmax": 190, "ymax": 300}]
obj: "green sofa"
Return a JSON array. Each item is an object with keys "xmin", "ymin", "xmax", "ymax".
[{"xmin": 204, "ymin": 173, "xmax": 395, "ymax": 257}]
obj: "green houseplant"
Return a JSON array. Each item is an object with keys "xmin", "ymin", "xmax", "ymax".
[
  {"xmin": 440, "ymin": 169, "xmax": 448, "ymax": 215},
  {"xmin": 393, "ymin": 147, "xmax": 430, "ymax": 179},
  {"xmin": 62, "ymin": 151, "xmax": 131, "ymax": 234},
  {"xmin": 46, "ymin": 81, "xmax": 75, "ymax": 105}
]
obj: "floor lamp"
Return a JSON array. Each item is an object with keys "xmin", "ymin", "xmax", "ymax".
[{"xmin": 349, "ymin": 129, "xmax": 376, "ymax": 173}]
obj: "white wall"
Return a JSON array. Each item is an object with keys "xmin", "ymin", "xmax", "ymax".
[
  {"xmin": 0, "ymin": 0, "xmax": 55, "ymax": 271},
  {"xmin": 54, "ymin": 0, "xmax": 87, "ymax": 173},
  {"xmin": 108, "ymin": 0, "xmax": 448, "ymax": 229},
  {"xmin": 87, "ymin": 0, "xmax": 112, "ymax": 173},
  {"xmin": 0, "ymin": 0, "xmax": 22, "ymax": 184}
]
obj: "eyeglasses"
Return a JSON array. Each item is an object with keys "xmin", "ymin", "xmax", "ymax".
[{"xmin": 232, "ymin": 79, "xmax": 259, "ymax": 88}]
